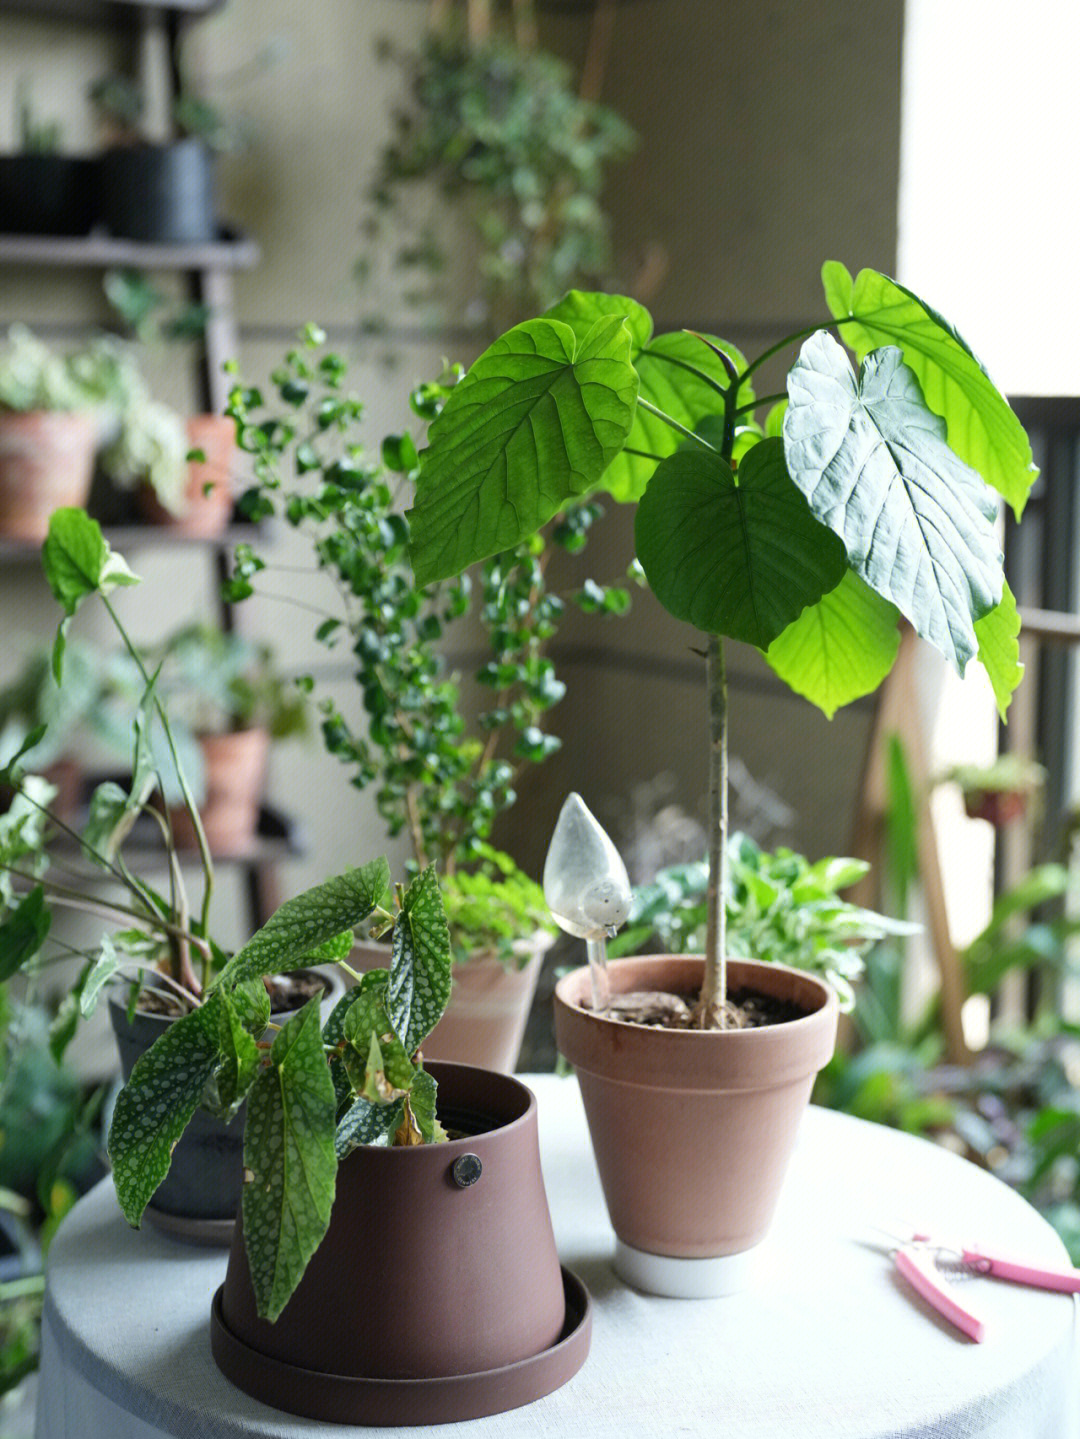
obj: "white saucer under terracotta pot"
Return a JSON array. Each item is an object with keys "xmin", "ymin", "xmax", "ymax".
[{"xmin": 554, "ymin": 955, "xmax": 838, "ymax": 1298}]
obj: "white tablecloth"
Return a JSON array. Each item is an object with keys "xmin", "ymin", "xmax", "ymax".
[{"xmin": 35, "ymin": 1076, "xmax": 1080, "ymax": 1438}]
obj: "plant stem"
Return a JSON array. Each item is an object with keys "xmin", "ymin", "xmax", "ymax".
[
  {"xmin": 734, "ymin": 392, "xmax": 786, "ymax": 418},
  {"xmin": 736, "ymin": 313, "xmax": 864, "ymax": 387},
  {"xmin": 640, "ymin": 344, "xmax": 730, "ymax": 400},
  {"xmin": 700, "ymin": 632, "xmax": 728, "ymax": 1025},
  {"xmin": 636, "ymin": 398, "xmax": 717, "ymax": 450}
]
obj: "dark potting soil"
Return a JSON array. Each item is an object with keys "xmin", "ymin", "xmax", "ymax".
[
  {"xmin": 134, "ymin": 968, "xmax": 329, "ymax": 1019},
  {"xmin": 591, "ymin": 986, "xmax": 810, "ymax": 1030}
]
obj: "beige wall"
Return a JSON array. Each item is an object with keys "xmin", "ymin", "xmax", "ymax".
[{"xmin": 1, "ymin": 0, "xmax": 905, "ymax": 969}]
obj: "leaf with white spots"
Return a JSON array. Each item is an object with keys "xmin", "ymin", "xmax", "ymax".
[
  {"xmin": 107, "ymin": 996, "xmax": 223, "ymax": 1227},
  {"xmin": 335, "ymin": 1095, "xmax": 405, "ymax": 1159},
  {"xmin": 387, "ymin": 865, "xmax": 452, "ymax": 1055},
  {"xmin": 241, "ymin": 997, "xmax": 338, "ymax": 1322},
  {"xmin": 341, "ymin": 985, "xmax": 414, "ymax": 1098},
  {"xmin": 202, "ymin": 989, "xmax": 261, "ymax": 1120},
  {"xmin": 214, "ymin": 858, "xmax": 390, "ymax": 989},
  {"xmin": 409, "ymin": 1068, "xmax": 445, "ymax": 1144}
]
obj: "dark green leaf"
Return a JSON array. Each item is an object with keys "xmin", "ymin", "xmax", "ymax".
[
  {"xmin": 242, "ymin": 997, "xmax": 337, "ymax": 1321},
  {"xmin": 784, "ymin": 331, "xmax": 1002, "ymax": 673},
  {"xmin": 765, "ymin": 571, "xmax": 901, "ymax": 717},
  {"xmin": 408, "ymin": 316, "xmax": 639, "ymax": 583},
  {"xmin": 206, "ymin": 990, "xmax": 260, "ymax": 1118},
  {"xmin": 214, "ymin": 858, "xmax": 390, "ymax": 988},
  {"xmin": 108, "ymin": 998, "xmax": 222, "ymax": 1227},
  {"xmin": 335, "ymin": 1095, "xmax": 404, "ymax": 1158},
  {"xmin": 0, "ymin": 887, "xmax": 50, "ymax": 980},
  {"xmin": 387, "ymin": 865, "xmax": 452, "ymax": 1054},
  {"xmin": 823, "ymin": 262, "xmax": 1037, "ymax": 518},
  {"xmin": 341, "ymin": 986, "xmax": 414, "ymax": 1096},
  {"xmin": 636, "ymin": 435, "xmax": 847, "ymax": 646}
]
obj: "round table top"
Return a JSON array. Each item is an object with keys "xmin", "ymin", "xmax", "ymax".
[{"xmin": 37, "ymin": 1075, "xmax": 1080, "ymax": 1439}]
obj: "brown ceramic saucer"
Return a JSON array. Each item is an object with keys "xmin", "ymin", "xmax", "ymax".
[{"xmin": 210, "ymin": 1266, "xmax": 591, "ymax": 1427}]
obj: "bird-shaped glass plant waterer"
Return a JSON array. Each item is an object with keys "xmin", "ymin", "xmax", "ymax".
[{"xmin": 543, "ymin": 793, "xmax": 632, "ymax": 1013}]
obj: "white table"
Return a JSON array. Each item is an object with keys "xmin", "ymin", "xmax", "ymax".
[{"xmin": 35, "ymin": 1075, "xmax": 1080, "ymax": 1438}]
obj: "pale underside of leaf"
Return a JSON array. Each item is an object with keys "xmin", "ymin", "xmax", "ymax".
[{"xmin": 784, "ymin": 331, "xmax": 1003, "ymax": 675}]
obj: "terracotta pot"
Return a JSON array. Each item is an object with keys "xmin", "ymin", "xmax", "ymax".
[
  {"xmin": 107, "ymin": 967, "xmax": 345, "ymax": 1243},
  {"xmin": 212, "ymin": 1061, "xmax": 591, "ymax": 1424},
  {"xmin": 554, "ymin": 955, "xmax": 838, "ymax": 1295},
  {"xmin": 963, "ymin": 788, "xmax": 1029, "ymax": 827},
  {"xmin": 138, "ymin": 414, "xmax": 236, "ymax": 537},
  {"xmin": 170, "ymin": 728, "xmax": 269, "ymax": 855},
  {"xmin": 352, "ymin": 934, "xmax": 551, "ymax": 1073},
  {"xmin": 0, "ymin": 411, "xmax": 97, "ymax": 542}
]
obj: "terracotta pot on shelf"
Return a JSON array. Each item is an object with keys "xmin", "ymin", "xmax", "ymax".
[
  {"xmin": 352, "ymin": 932, "xmax": 551, "ymax": 1073},
  {"xmin": 170, "ymin": 727, "xmax": 269, "ymax": 855},
  {"xmin": 211, "ymin": 1060, "xmax": 591, "ymax": 1425},
  {"xmin": 0, "ymin": 411, "xmax": 97, "ymax": 542},
  {"xmin": 554, "ymin": 954, "xmax": 838, "ymax": 1298},
  {"xmin": 107, "ymin": 967, "xmax": 345, "ymax": 1245},
  {"xmin": 138, "ymin": 414, "xmax": 236, "ymax": 537},
  {"xmin": 962, "ymin": 788, "xmax": 1029, "ymax": 827}
]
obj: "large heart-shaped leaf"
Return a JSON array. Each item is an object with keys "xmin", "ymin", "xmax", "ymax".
[
  {"xmin": 408, "ymin": 316, "xmax": 639, "ymax": 584},
  {"xmin": 974, "ymin": 581, "xmax": 1023, "ymax": 721},
  {"xmin": 387, "ymin": 865, "xmax": 452, "ymax": 1055},
  {"xmin": 635, "ymin": 435, "xmax": 847, "ymax": 646},
  {"xmin": 823, "ymin": 263, "xmax": 1037, "ymax": 519},
  {"xmin": 214, "ymin": 857, "xmax": 390, "ymax": 988},
  {"xmin": 242, "ymin": 998, "xmax": 337, "ymax": 1322},
  {"xmin": 541, "ymin": 293, "xmax": 747, "ymax": 502},
  {"xmin": 108, "ymin": 996, "xmax": 222, "ymax": 1227},
  {"xmin": 784, "ymin": 331, "xmax": 1003, "ymax": 674},
  {"xmin": 764, "ymin": 571, "xmax": 901, "ymax": 717}
]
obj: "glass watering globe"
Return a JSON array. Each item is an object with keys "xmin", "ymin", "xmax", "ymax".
[{"xmin": 543, "ymin": 793, "xmax": 632, "ymax": 1012}]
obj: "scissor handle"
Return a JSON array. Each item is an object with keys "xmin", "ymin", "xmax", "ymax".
[
  {"xmin": 895, "ymin": 1246, "xmax": 986, "ymax": 1342},
  {"xmin": 961, "ymin": 1247, "xmax": 1080, "ymax": 1294}
]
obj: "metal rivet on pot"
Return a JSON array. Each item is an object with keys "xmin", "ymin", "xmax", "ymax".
[{"xmin": 451, "ymin": 1154, "xmax": 482, "ymax": 1189}]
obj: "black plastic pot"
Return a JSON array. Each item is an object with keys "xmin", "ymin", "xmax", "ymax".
[
  {"xmin": 0, "ymin": 154, "xmax": 98, "ymax": 235},
  {"xmin": 100, "ymin": 139, "xmax": 216, "ymax": 244},
  {"xmin": 107, "ymin": 969, "xmax": 344, "ymax": 1242}
]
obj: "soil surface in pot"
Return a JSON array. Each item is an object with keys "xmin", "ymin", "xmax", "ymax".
[
  {"xmin": 134, "ymin": 968, "xmax": 330, "ymax": 1019},
  {"xmin": 590, "ymin": 985, "xmax": 809, "ymax": 1030}
]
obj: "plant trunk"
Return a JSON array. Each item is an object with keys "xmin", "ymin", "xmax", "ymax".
[{"xmin": 699, "ymin": 632, "xmax": 728, "ymax": 1026}]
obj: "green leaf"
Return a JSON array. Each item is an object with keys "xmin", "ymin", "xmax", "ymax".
[
  {"xmin": 0, "ymin": 887, "xmax": 50, "ymax": 980},
  {"xmin": 335, "ymin": 1095, "xmax": 404, "ymax": 1158},
  {"xmin": 230, "ymin": 977, "xmax": 272, "ymax": 1036},
  {"xmin": 241, "ymin": 997, "xmax": 337, "ymax": 1322},
  {"xmin": 635, "ymin": 435, "xmax": 847, "ymax": 646},
  {"xmin": 408, "ymin": 1068, "xmax": 445, "ymax": 1144},
  {"xmin": 80, "ymin": 933, "xmax": 120, "ymax": 1017},
  {"xmin": 214, "ymin": 858, "xmax": 390, "ymax": 988},
  {"xmin": 822, "ymin": 262, "xmax": 1037, "ymax": 519},
  {"xmin": 765, "ymin": 571, "xmax": 901, "ymax": 717},
  {"xmin": 81, "ymin": 702, "xmax": 157, "ymax": 865},
  {"xmin": 542, "ymin": 289, "xmax": 654, "ymax": 352},
  {"xmin": 304, "ymin": 929, "xmax": 355, "ymax": 964},
  {"xmin": 41, "ymin": 509, "xmax": 140, "ymax": 618},
  {"xmin": 108, "ymin": 998, "xmax": 222, "ymax": 1227},
  {"xmin": 387, "ymin": 865, "xmax": 453, "ymax": 1054},
  {"xmin": 341, "ymin": 986, "xmax": 414, "ymax": 1097},
  {"xmin": 205, "ymin": 990, "xmax": 260, "ymax": 1119},
  {"xmin": 408, "ymin": 316, "xmax": 639, "ymax": 583},
  {"xmin": 974, "ymin": 581, "xmax": 1023, "ymax": 721},
  {"xmin": 784, "ymin": 331, "xmax": 1003, "ymax": 674},
  {"xmin": 764, "ymin": 400, "xmax": 788, "ymax": 438},
  {"xmin": 603, "ymin": 332, "xmax": 751, "ymax": 502}
]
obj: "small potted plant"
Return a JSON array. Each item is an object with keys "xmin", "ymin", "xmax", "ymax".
[
  {"xmin": 0, "ymin": 511, "xmax": 336, "ymax": 1237},
  {"xmin": 408, "ymin": 262, "xmax": 1035, "ymax": 1292},
  {"xmin": 0, "ymin": 80, "xmax": 97, "ymax": 237},
  {"xmin": 943, "ymin": 754, "xmax": 1046, "ymax": 828},
  {"xmin": 223, "ymin": 329, "xmax": 631, "ymax": 1070},
  {"xmin": 103, "ymin": 269, "xmax": 236, "ymax": 536}
]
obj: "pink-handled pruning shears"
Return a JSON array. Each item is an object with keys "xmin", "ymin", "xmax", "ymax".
[{"xmin": 872, "ymin": 1226, "xmax": 1080, "ymax": 1343}]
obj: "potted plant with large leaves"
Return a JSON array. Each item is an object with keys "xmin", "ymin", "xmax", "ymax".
[
  {"xmin": 0, "ymin": 511, "xmax": 335, "ymax": 1238},
  {"xmin": 223, "ymin": 328, "xmax": 631, "ymax": 1070},
  {"xmin": 407, "ymin": 262, "xmax": 1034, "ymax": 1294}
]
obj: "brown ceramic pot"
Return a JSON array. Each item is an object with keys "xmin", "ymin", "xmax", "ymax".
[
  {"xmin": 0, "ymin": 410, "xmax": 97, "ymax": 542},
  {"xmin": 352, "ymin": 934, "xmax": 551, "ymax": 1073},
  {"xmin": 138, "ymin": 414, "xmax": 236, "ymax": 537},
  {"xmin": 554, "ymin": 956, "xmax": 837, "ymax": 1277},
  {"xmin": 170, "ymin": 727, "xmax": 269, "ymax": 855},
  {"xmin": 212, "ymin": 1061, "xmax": 590, "ymax": 1424}
]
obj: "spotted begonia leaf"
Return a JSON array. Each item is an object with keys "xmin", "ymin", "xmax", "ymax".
[
  {"xmin": 202, "ymin": 990, "xmax": 260, "ymax": 1120},
  {"xmin": 214, "ymin": 857, "xmax": 390, "ymax": 988},
  {"xmin": 108, "ymin": 996, "xmax": 223, "ymax": 1227},
  {"xmin": 386, "ymin": 865, "xmax": 452, "ymax": 1055},
  {"xmin": 241, "ymin": 998, "xmax": 337, "ymax": 1322},
  {"xmin": 408, "ymin": 1068, "xmax": 445, "ymax": 1144},
  {"xmin": 341, "ymin": 985, "xmax": 414, "ymax": 1097},
  {"xmin": 335, "ymin": 1095, "xmax": 405, "ymax": 1159},
  {"xmin": 323, "ymin": 973, "xmax": 389, "ymax": 1112}
]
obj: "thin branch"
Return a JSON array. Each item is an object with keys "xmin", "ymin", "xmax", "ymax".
[
  {"xmin": 641, "ymin": 343, "xmax": 730, "ymax": 400},
  {"xmin": 636, "ymin": 398, "xmax": 716, "ymax": 450}
]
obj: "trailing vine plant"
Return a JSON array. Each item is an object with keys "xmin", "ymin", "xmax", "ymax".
[
  {"xmin": 225, "ymin": 325, "xmax": 631, "ymax": 965},
  {"xmin": 358, "ymin": 0, "xmax": 637, "ymax": 343},
  {"xmin": 407, "ymin": 263, "xmax": 1035, "ymax": 1028}
]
